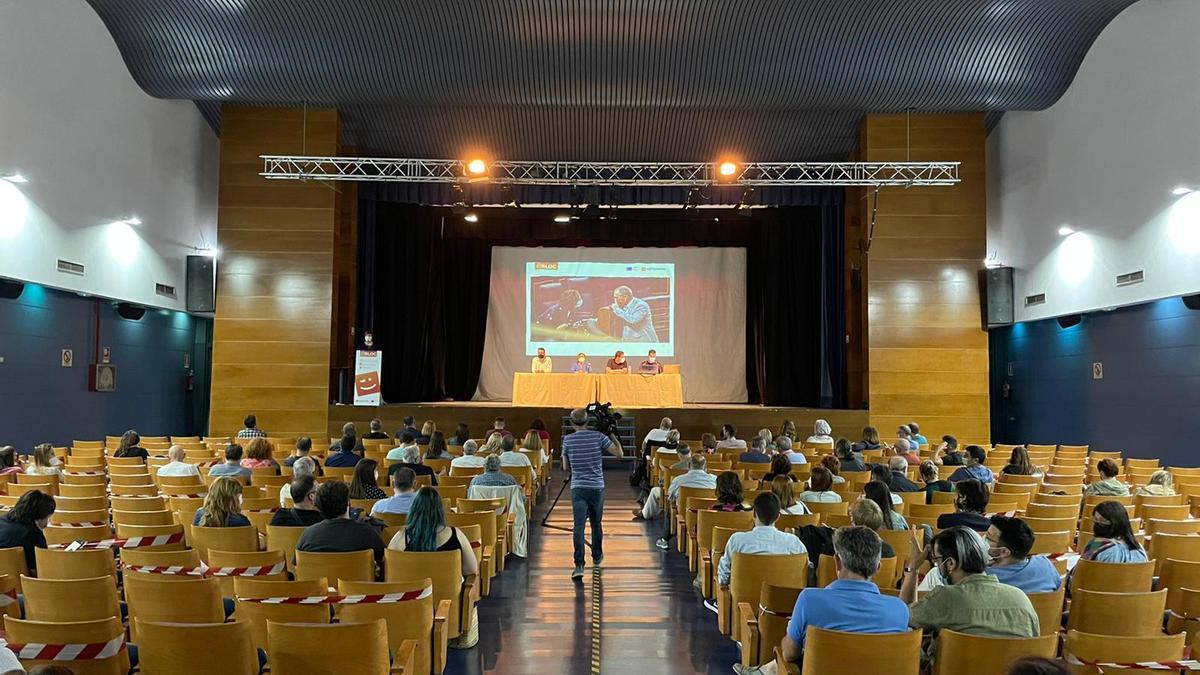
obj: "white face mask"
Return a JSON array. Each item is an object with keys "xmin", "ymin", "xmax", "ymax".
[
  {"xmin": 647, "ymin": 357, "xmax": 656, "ymax": 363},
  {"xmin": 577, "ymin": 357, "xmax": 586, "ymax": 364}
]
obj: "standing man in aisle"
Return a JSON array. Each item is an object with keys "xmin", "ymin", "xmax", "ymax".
[
  {"xmin": 531, "ymin": 347, "xmax": 553, "ymax": 373},
  {"xmin": 562, "ymin": 408, "xmax": 623, "ymax": 579}
]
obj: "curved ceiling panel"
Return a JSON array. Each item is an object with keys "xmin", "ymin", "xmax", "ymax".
[{"xmin": 85, "ymin": 0, "xmax": 1137, "ymax": 160}]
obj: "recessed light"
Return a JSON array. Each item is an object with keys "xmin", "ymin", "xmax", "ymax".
[
  {"xmin": 1172, "ymin": 186, "xmax": 1194, "ymax": 196},
  {"xmin": 121, "ymin": 215, "xmax": 142, "ymax": 226},
  {"xmin": 463, "ymin": 213, "xmax": 479, "ymax": 223},
  {"xmin": 1, "ymin": 173, "xmax": 27, "ymax": 184},
  {"xmin": 1058, "ymin": 225, "xmax": 1075, "ymax": 237},
  {"xmin": 197, "ymin": 247, "xmax": 220, "ymax": 258},
  {"xmin": 554, "ymin": 215, "xmax": 571, "ymax": 224}
]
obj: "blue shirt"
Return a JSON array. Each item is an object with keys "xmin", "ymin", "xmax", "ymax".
[
  {"xmin": 989, "ymin": 556, "xmax": 1062, "ymax": 593},
  {"xmin": 371, "ymin": 493, "xmax": 416, "ymax": 516},
  {"xmin": 470, "ymin": 472, "xmax": 518, "ymax": 488},
  {"xmin": 324, "ymin": 450, "xmax": 361, "ymax": 467},
  {"xmin": 787, "ymin": 579, "xmax": 910, "ymax": 647},
  {"xmin": 562, "ymin": 429, "xmax": 613, "ymax": 490},
  {"xmin": 570, "ymin": 362, "xmax": 592, "ymax": 373},
  {"xmin": 948, "ymin": 464, "xmax": 994, "ymax": 484},
  {"xmin": 207, "ymin": 463, "xmax": 252, "ymax": 480}
]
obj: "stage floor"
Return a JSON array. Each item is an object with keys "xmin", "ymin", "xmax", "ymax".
[{"xmin": 328, "ymin": 401, "xmax": 869, "ymax": 443}]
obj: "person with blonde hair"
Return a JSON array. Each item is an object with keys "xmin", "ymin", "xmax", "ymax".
[
  {"xmin": 771, "ymin": 475, "xmax": 812, "ymax": 515},
  {"xmin": 1137, "ymin": 469, "xmax": 1175, "ymax": 496},
  {"xmin": 480, "ymin": 432, "xmax": 505, "ymax": 456},
  {"xmin": 417, "ymin": 420, "xmax": 435, "ymax": 444},
  {"xmin": 193, "ymin": 477, "xmax": 249, "ymax": 527},
  {"xmin": 25, "ymin": 443, "xmax": 60, "ymax": 476},
  {"xmin": 522, "ymin": 430, "xmax": 549, "ymax": 465},
  {"xmin": 757, "ymin": 428, "xmax": 775, "ymax": 450}
]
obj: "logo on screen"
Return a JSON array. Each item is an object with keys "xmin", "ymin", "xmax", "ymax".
[{"xmin": 534, "ymin": 262, "xmax": 559, "ymax": 270}]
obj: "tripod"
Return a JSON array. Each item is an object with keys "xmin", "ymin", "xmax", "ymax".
[{"xmin": 540, "ymin": 473, "xmax": 583, "ymax": 545}]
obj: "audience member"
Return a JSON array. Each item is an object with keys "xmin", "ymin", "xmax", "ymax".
[
  {"xmin": 156, "ymin": 445, "xmax": 199, "ymax": 477},
  {"xmin": 836, "ymin": 438, "xmax": 864, "ymax": 472},
  {"xmin": 936, "ymin": 480, "xmax": 990, "ymax": 531},
  {"xmin": 387, "ymin": 487, "xmax": 479, "ymax": 578},
  {"xmin": 757, "ymin": 428, "xmax": 776, "ymax": 451},
  {"xmin": 448, "ymin": 423, "xmax": 471, "ymax": 447},
  {"xmin": 780, "ymin": 526, "xmax": 909, "ymax": 665},
  {"xmin": 398, "ymin": 416, "xmax": 420, "ymax": 439},
  {"xmin": 819, "ymin": 455, "xmax": 845, "ymax": 484},
  {"xmin": 806, "ymin": 419, "xmax": 834, "ymax": 446},
  {"xmin": 708, "ymin": 471, "xmax": 749, "ymax": 512},
  {"xmin": 717, "ymin": 493, "xmax": 805, "ymax": 586},
  {"xmin": 886, "ymin": 455, "xmax": 920, "ymax": 492},
  {"xmin": 209, "ymin": 444, "xmax": 253, "ymax": 480},
  {"xmin": 240, "ymin": 437, "xmax": 279, "ymax": 475},
  {"xmin": 279, "ymin": 457, "xmax": 317, "ymax": 506},
  {"xmin": 25, "ymin": 443, "xmax": 60, "ymax": 477},
  {"xmin": 777, "ymin": 420, "xmax": 797, "ymax": 442},
  {"xmin": 632, "ymin": 446, "xmax": 693, "ymax": 521},
  {"xmin": 762, "ymin": 454, "xmax": 797, "ymax": 484},
  {"xmin": 920, "ymin": 460, "xmax": 955, "ymax": 504},
  {"xmin": 349, "ymin": 459, "xmax": 387, "ymax": 500},
  {"xmin": 894, "ymin": 426, "xmax": 917, "ymax": 454},
  {"xmin": 362, "ymin": 418, "xmax": 390, "ymax": 440},
  {"xmin": 269, "ymin": 475, "xmax": 324, "ymax": 527},
  {"xmin": 480, "ymin": 433, "xmax": 505, "ymax": 456},
  {"xmin": 896, "ymin": 438, "xmax": 921, "ymax": 466},
  {"xmin": 716, "ymin": 424, "xmax": 747, "ymax": 450},
  {"xmin": 908, "ymin": 422, "xmax": 928, "ymax": 446},
  {"xmin": 386, "ymin": 432, "xmax": 421, "ymax": 461},
  {"xmin": 700, "ymin": 434, "xmax": 719, "ymax": 454},
  {"xmin": 296, "ymin": 481, "xmax": 385, "ymax": 567},
  {"xmin": 1001, "ymin": 446, "xmax": 1038, "ymax": 476},
  {"xmin": 1137, "ymin": 469, "xmax": 1175, "ymax": 496},
  {"xmin": 739, "ymin": 437, "xmax": 771, "ymax": 464},
  {"xmin": 869, "ymin": 464, "xmax": 899, "ymax": 501},
  {"xmin": 499, "ymin": 436, "xmax": 534, "ymax": 474},
  {"xmin": 193, "ymin": 477, "xmax": 250, "ymax": 527},
  {"xmin": 450, "ymin": 440, "xmax": 486, "ymax": 469},
  {"xmin": 471, "ymin": 455, "xmax": 518, "ymax": 488},
  {"xmin": 425, "ymin": 431, "xmax": 453, "ymax": 460},
  {"xmin": 388, "ymin": 446, "xmax": 439, "ymax": 486},
  {"xmin": 330, "ymin": 423, "xmax": 357, "ymax": 451},
  {"xmin": 236, "ymin": 414, "xmax": 267, "ymax": 439},
  {"xmin": 862, "ymin": 481, "xmax": 907, "ymax": 530},
  {"xmin": 282, "ymin": 437, "xmax": 322, "ymax": 475},
  {"xmin": 521, "ymin": 430, "xmax": 550, "ymax": 466},
  {"xmin": 642, "ymin": 417, "xmax": 673, "ymax": 455},
  {"xmin": 416, "ymin": 420, "xmax": 435, "ymax": 444},
  {"xmin": 113, "ymin": 429, "xmax": 149, "ymax": 461},
  {"xmin": 0, "ymin": 446, "xmax": 22, "ymax": 476},
  {"xmin": 490, "ymin": 417, "xmax": 514, "ymax": 441},
  {"xmin": 985, "ymin": 516, "xmax": 1062, "ymax": 592},
  {"xmin": 372, "ymin": 467, "xmax": 418, "ymax": 516},
  {"xmin": 527, "ymin": 418, "xmax": 552, "ymax": 446},
  {"xmin": 652, "ymin": 455, "xmax": 717, "ymax": 548},
  {"xmin": 1078, "ymin": 501, "xmax": 1147, "ymax": 564},
  {"xmin": 851, "ymin": 426, "xmax": 882, "ymax": 454},
  {"xmin": 0, "ymin": 490, "xmax": 55, "ymax": 573},
  {"xmin": 799, "ymin": 466, "xmax": 842, "ymax": 504},
  {"xmin": 1084, "ymin": 459, "xmax": 1129, "ymax": 496},
  {"xmin": 779, "ymin": 436, "xmax": 808, "ymax": 465},
  {"xmin": 324, "ymin": 434, "xmax": 363, "ymax": 467},
  {"xmin": 771, "ymin": 475, "xmax": 812, "ymax": 515},
  {"xmin": 948, "ymin": 446, "xmax": 994, "ymax": 484},
  {"xmin": 938, "ymin": 436, "xmax": 964, "ymax": 466}
]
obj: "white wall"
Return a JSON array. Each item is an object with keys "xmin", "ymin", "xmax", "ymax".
[
  {"xmin": 987, "ymin": 0, "xmax": 1200, "ymax": 323},
  {"xmin": 0, "ymin": 0, "xmax": 218, "ymax": 310}
]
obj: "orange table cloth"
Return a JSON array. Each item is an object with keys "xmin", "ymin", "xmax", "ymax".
[
  {"xmin": 595, "ymin": 373, "xmax": 684, "ymax": 408},
  {"xmin": 511, "ymin": 373, "xmax": 599, "ymax": 407}
]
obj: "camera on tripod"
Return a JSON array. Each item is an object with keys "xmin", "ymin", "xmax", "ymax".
[{"xmin": 585, "ymin": 401, "xmax": 622, "ymax": 436}]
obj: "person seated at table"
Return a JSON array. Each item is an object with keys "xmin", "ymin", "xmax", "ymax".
[
  {"xmin": 638, "ymin": 349, "xmax": 664, "ymax": 374},
  {"xmin": 571, "ymin": 353, "xmax": 592, "ymax": 373},
  {"xmin": 605, "ymin": 350, "xmax": 630, "ymax": 373},
  {"xmin": 531, "ymin": 347, "xmax": 553, "ymax": 373}
]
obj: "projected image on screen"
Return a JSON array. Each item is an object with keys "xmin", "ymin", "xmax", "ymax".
[{"xmin": 526, "ymin": 261, "xmax": 675, "ymax": 357}]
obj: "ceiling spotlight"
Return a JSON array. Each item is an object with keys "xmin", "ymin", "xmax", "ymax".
[
  {"xmin": 716, "ymin": 161, "xmax": 740, "ymax": 181},
  {"xmin": 466, "ymin": 158, "xmax": 487, "ymax": 176},
  {"xmin": 1057, "ymin": 225, "xmax": 1075, "ymax": 237},
  {"xmin": 553, "ymin": 214, "xmax": 571, "ymax": 224},
  {"xmin": 121, "ymin": 215, "xmax": 142, "ymax": 226},
  {"xmin": 736, "ymin": 186, "xmax": 755, "ymax": 217},
  {"xmin": 1173, "ymin": 186, "xmax": 1195, "ymax": 196},
  {"xmin": 1, "ymin": 173, "xmax": 28, "ymax": 184},
  {"xmin": 683, "ymin": 187, "xmax": 704, "ymax": 210},
  {"xmin": 463, "ymin": 213, "xmax": 479, "ymax": 223}
]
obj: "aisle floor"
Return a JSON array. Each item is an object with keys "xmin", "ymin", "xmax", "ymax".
[{"xmin": 445, "ymin": 466, "xmax": 740, "ymax": 674}]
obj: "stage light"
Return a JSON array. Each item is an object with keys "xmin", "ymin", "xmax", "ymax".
[
  {"xmin": 1, "ymin": 173, "xmax": 27, "ymax": 184},
  {"xmin": 736, "ymin": 186, "xmax": 755, "ymax": 218},
  {"xmin": 1056, "ymin": 314, "xmax": 1082, "ymax": 329},
  {"xmin": 464, "ymin": 213, "xmax": 479, "ymax": 223},
  {"xmin": 1173, "ymin": 186, "xmax": 1195, "ymax": 196},
  {"xmin": 1057, "ymin": 225, "xmax": 1074, "ymax": 237},
  {"xmin": 466, "ymin": 158, "xmax": 487, "ymax": 176},
  {"xmin": 684, "ymin": 187, "xmax": 703, "ymax": 210},
  {"xmin": 553, "ymin": 214, "xmax": 571, "ymax": 224},
  {"xmin": 716, "ymin": 161, "xmax": 740, "ymax": 182},
  {"xmin": 499, "ymin": 185, "xmax": 518, "ymax": 208}
]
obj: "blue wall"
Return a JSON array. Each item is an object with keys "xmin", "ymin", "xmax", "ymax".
[
  {"xmin": 990, "ymin": 297, "xmax": 1200, "ymax": 466},
  {"xmin": 0, "ymin": 283, "xmax": 211, "ymax": 450}
]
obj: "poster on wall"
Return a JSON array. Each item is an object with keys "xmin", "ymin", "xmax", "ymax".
[{"xmin": 353, "ymin": 350, "xmax": 383, "ymax": 406}]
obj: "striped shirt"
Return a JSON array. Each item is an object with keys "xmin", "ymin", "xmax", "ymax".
[{"xmin": 562, "ymin": 429, "xmax": 612, "ymax": 490}]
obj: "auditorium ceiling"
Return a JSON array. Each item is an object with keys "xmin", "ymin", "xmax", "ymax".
[{"xmin": 86, "ymin": 0, "xmax": 1137, "ymax": 161}]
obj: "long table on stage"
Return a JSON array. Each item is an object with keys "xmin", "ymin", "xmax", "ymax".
[{"xmin": 511, "ymin": 372, "xmax": 684, "ymax": 408}]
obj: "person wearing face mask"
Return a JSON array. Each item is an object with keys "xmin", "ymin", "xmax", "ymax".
[
  {"xmin": 902, "ymin": 526, "xmax": 1039, "ymax": 662},
  {"xmin": 571, "ymin": 352, "xmax": 593, "ymax": 373},
  {"xmin": 0, "ymin": 490, "xmax": 56, "ymax": 574},
  {"xmin": 638, "ymin": 349, "xmax": 663, "ymax": 374},
  {"xmin": 605, "ymin": 350, "xmax": 630, "ymax": 373},
  {"xmin": 934, "ymin": 479, "xmax": 991, "ymax": 532},
  {"xmin": 531, "ymin": 346, "xmax": 553, "ymax": 373},
  {"xmin": 918, "ymin": 515, "xmax": 1060, "ymax": 593}
]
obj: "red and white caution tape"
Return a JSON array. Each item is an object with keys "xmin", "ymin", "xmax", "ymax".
[
  {"xmin": 0, "ymin": 635, "xmax": 126, "ymax": 661},
  {"xmin": 237, "ymin": 586, "xmax": 432, "ymax": 605},
  {"xmin": 248, "ymin": 508, "xmax": 279, "ymax": 513},
  {"xmin": 62, "ymin": 470, "xmax": 106, "ymax": 476},
  {"xmin": 48, "ymin": 531, "xmax": 184, "ymax": 550},
  {"xmin": 1064, "ymin": 652, "xmax": 1200, "ymax": 671},
  {"xmin": 162, "ymin": 493, "xmax": 205, "ymax": 499},
  {"xmin": 984, "ymin": 511, "xmax": 1019, "ymax": 518},
  {"xmin": 48, "ymin": 522, "xmax": 109, "ymax": 529},
  {"xmin": 121, "ymin": 561, "xmax": 286, "ymax": 578}
]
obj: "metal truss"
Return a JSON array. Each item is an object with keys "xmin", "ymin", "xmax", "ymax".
[{"xmin": 260, "ymin": 156, "xmax": 959, "ymax": 187}]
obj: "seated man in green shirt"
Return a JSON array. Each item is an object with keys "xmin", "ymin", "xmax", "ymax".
[{"xmin": 900, "ymin": 526, "xmax": 1039, "ymax": 663}]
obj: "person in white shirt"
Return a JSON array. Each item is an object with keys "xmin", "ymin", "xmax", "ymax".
[
  {"xmin": 779, "ymin": 436, "xmax": 808, "ymax": 465},
  {"xmin": 806, "ymin": 419, "xmax": 834, "ymax": 446},
  {"xmin": 450, "ymin": 440, "xmax": 487, "ymax": 469},
  {"xmin": 386, "ymin": 432, "xmax": 420, "ymax": 462},
  {"xmin": 718, "ymin": 492, "xmax": 807, "ymax": 586},
  {"xmin": 715, "ymin": 423, "xmax": 747, "ymax": 450},
  {"xmin": 635, "ymin": 453, "xmax": 713, "ymax": 522},
  {"xmin": 279, "ymin": 456, "xmax": 317, "ymax": 507},
  {"xmin": 157, "ymin": 445, "xmax": 200, "ymax": 478},
  {"xmin": 641, "ymin": 417, "xmax": 673, "ymax": 455},
  {"xmin": 498, "ymin": 437, "xmax": 534, "ymax": 475},
  {"xmin": 531, "ymin": 347, "xmax": 553, "ymax": 373},
  {"xmin": 799, "ymin": 466, "xmax": 843, "ymax": 503}
]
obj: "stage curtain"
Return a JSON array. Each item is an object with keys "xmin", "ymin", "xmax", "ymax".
[{"xmin": 359, "ymin": 186, "xmax": 845, "ymax": 407}]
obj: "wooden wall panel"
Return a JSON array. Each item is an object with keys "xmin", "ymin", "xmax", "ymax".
[
  {"xmin": 862, "ymin": 114, "xmax": 990, "ymax": 443},
  {"xmin": 209, "ymin": 106, "xmax": 340, "ymax": 438}
]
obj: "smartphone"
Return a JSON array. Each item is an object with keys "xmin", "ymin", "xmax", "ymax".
[{"xmin": 64, "ymin": 540, "xmax": 85, "ymax": 552}]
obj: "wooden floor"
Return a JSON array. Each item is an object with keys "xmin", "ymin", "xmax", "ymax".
[{"xmin": 446, "ymin": 466, "xmax": 739, "ymax": 674}]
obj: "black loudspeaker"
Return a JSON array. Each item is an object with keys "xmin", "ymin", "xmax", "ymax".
[
  {"xmin": 0, "ymin": 278, "xmax": 24, "ymax": 300},
  {"xmin": 979, "ymin": 266, "xmax": 1014, "ymax": 328},
  {"xmin": 186, "ymin": 255, "xmax": 216, "ymax": 313},
  {"xmin": 116, "ymin": 302, "xmax": 146, "ymax": 321},
  {"xmin": 1057, "ymin": 314, "xmax": 1083, "ymax": 329},
  {"xmin": 1184, "ymin": 294, "xmax": 1200, "ymax": 310}
]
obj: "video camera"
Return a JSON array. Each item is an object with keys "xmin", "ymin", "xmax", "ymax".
[{"xmin": 585, "ymin": 401, "xmax": 622, "ymax": 436}]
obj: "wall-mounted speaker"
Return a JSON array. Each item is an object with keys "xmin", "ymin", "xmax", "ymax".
[
  {"xmin": 186, "ymin": 255, "xmax": 216, "ymax": 313},
  {"xmin": 1183, "ymin": 294, "xmax": 1200, "ymax": 310},
  {"xmin": 116, "ymin": 302, "xmax": 146, "ymax": 321},
  {"xmin": 979, "ymin": 267, "xmax": 1014, "ymax": 329},
  {"xmin": 1056, "ymin": 314, "xmax": 1083, "ymax": 329},
  {"xmin": 0, "ymin": 278, "xmax": 24, "ymax": 300}
]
